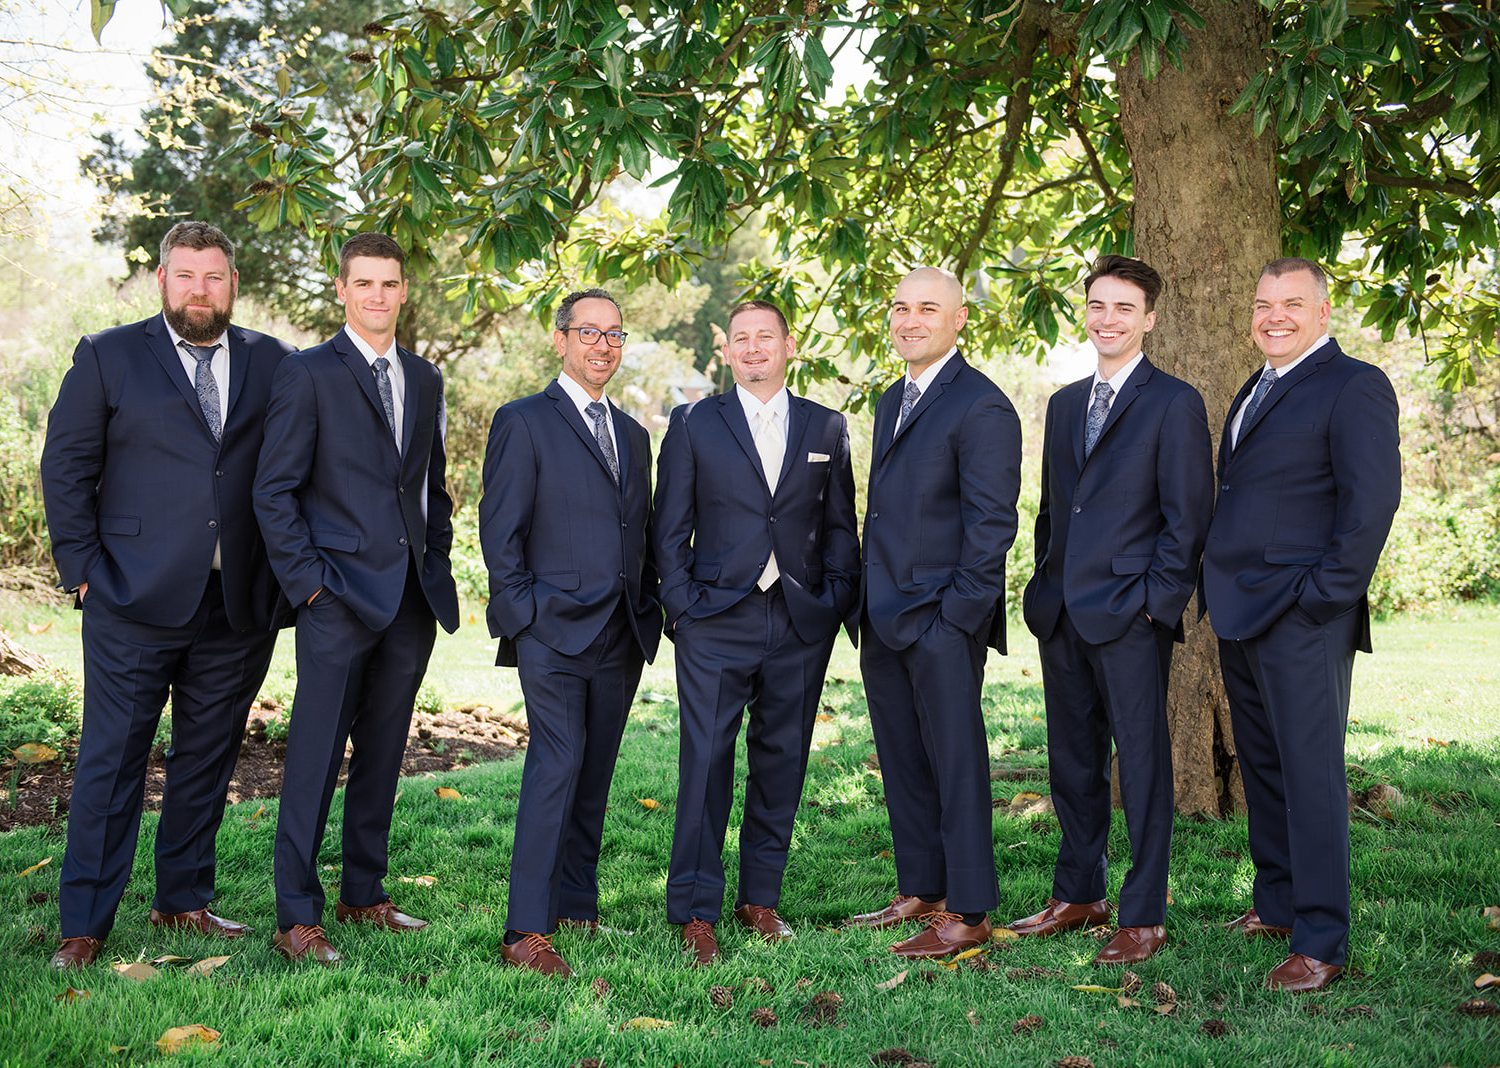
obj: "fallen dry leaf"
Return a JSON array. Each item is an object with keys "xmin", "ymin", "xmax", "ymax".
[
  {"xmin": 1116, "ymin": 996, "xmax": 1142, "ymax": 1008},
  {"xmin": 1475, "ymin": 973, "xmax": 1500, "ymax": 989},
  {"xmin": 1071, "ymin": 984, "xmax": 1125, "ymax": 994},
  {"xmin": 434, "ymin": 786, "xmax": 462, "ymax": 800},
  {"xmin": 876, "ymin": 970, "xmax": 909, "ymax": 991},
  {"xmin": 1155, "ymin": 1003, "xmax": 1177, "ymax": 1016},
  {"xmin": 1428, "ymin": 737, "xmax": 1450, "ymax": 747},
  {"xmin": 637, "ymin": 797, "xmax": 660, "ymax": 810},
  {"xmin": 25, "ymin": 621, "xmax": 51, "ymax": 634},
  {"xmin": 619, "ymin": 1016, "xmax": 674, "ymax": 1030},
  {"xmin": 15, "ymin": 856, "xmax": 53, "ymax": 879},
  {"xmin": 1011, "ymin": 790, "xmax": 1042, "ymax": 805},
  {"xmin": 943, "ymin": 946, "xmax": 989, "ymax": 969},
  {"xmin": 108, "ymin": 1045, "xmax": 128, "ymax": 1054},
  {"xmin": 150, "ymin": 954, "xmax": 193, "ymax": 966},
  {"xmin": 397, "ymin": 875, "xmax": 437, "ymax": 886},
  {"xmin": 1483, "ymin": 906, "xmax": 1500, "ymax": 931},
  {"xmin": 112, "ymin": 962, "xmax": 159, "ymax": 983},
  {"xmin": 991, "ymin": 926, "xmax": 1020, "ymax": 942},
  {"xmin": 1012, "ymin": 1014, "xmax": 1043, "ymax": 1034},
  {"xmin": 13, "ymin": 743, "xmax": 58, "ymax": 765},
  {"xmin": 155, "ymin": 1025, "xmax": 219, "ymax": 1054},
  {"xmin": 245, "ymin": 804, "xmax": 266, "ymax": 824},
  {"xmin": 816, "ymin": 713, "xmax": 834, "ymax": 723},
  {"xmin": 878, "ymin": 849, "xmax": 893, "ymax": 858},
  {"xmin": 186, "ymin": 955, "xmax": 232, "ymax": 977},
  {"xmin": 55, "ymin": 987, "xmax": 89, "ymax": 1001},
  {"xmin": 966, "ymin": 1009, "xmax": 981, "ymax": 1026}
]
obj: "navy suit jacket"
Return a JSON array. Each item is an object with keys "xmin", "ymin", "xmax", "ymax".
[
  {"xmin": 855, "ymin": 352, "xmax": 1022, "ymax": 652},
  {"xmin": 41, "ymin": 313, "xmax": 293, "ymax": 631},
  {"xmin": 653, "ymin": 390, "xmax": 859, "ymax": 645},
  {"xmin": 1023, "ymin": 358, "xmax": 1213, "ymax": 646},
  {"xmin": 1200, "ymin": 339, "xmax": 1400, "ymax": 650},
  {"xmin": 253, "ymin": 327, "xmax": 460, "ymax": 635},
  {"xmin": 479, "ymin": 379, "xmax": 662, "ymax": 665}
]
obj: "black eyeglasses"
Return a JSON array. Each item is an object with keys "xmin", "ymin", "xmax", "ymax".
[{"xmin": 565, "ymin": 327, "xmax": 628, "ymax": 347}]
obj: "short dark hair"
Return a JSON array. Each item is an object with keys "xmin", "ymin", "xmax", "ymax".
[
  {"xmin": 554, "ymin": 288, "xmax": 620, "ymax": 331},
  {"xmin": 725, "ymin": 299, "xmax": 790, "ymax": 338},
  {"xmin": 160, "ymin": 221, "xmax": 235, "ymax": 272},
  {"xmin": 1260, "ymin": 257, "xmax": 1328, "ymax": 300},
  {"xmin": 1084, "ymin": 254, "xmax": 1163, "ymax": 311},
  {"xmin": 337, "ymin": 232, "xmax": 405, "ymax": 280}
]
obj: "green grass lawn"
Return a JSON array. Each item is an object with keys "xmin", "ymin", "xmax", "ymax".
[{"xmin": 2, "ymin": 603, "xmax": 1498, "ymax": 1066}]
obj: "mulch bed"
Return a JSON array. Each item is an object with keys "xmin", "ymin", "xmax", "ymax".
[{"xmin": 0, "ymin": 701, "xmax": 527, "ymax": 835}]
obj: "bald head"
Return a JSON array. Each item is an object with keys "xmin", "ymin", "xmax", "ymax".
[{"xmin": 891, "ymin": 266, "xmax": 969, "ymax": 375}]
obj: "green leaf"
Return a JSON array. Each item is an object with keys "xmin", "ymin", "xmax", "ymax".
[{"xmin": 89, "ymin": 0, "xmax": 117, "ymax": 44}]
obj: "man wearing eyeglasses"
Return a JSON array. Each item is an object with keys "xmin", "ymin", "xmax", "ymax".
[{"xmin": 480, "ymin": 288, "xmax": 663, "ymax": 977}]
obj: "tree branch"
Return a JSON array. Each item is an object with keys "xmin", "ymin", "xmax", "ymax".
[{"xmin": 1366, "ymin": 171, "xmax": 1478, "ymax": 196}]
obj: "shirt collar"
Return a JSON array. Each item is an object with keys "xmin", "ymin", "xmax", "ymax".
[
  {"xmin": 557, "ymin": 369, "xmax": 611, "ymax": 417},
  {"xmin": 736, "ymin": 384, "xmax": 789, "ymax": 423},
  {"xmin": 1264, "ymin": 333, "xmax": 1331, "ymax": 378},
  {"xmin": 906, "ymin": 347, "xmax": 958, "ymax": 392},
  {"xmin": 162, "ymin": 312, "xmax": 229, "ymax": 355},
  {"xmin": 343, "ymin": 326, "xmax": 399, "ymax": 367},
  {"xmin": 1093, "ymin": 351, "xmax": 1145, "ymax": 393}
]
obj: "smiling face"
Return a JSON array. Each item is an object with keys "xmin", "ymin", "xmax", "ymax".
[
  {"xmin": 724, "ymin": 307, "xmax": 794, "ymax": 400},
  {"xmin": 158, "ymin": 245, "xmax": 237, "ymax": 344},
  {"xmin": 555, "ymin": 297, "xmax": 623, "ymax": 399},
  {"xmin": 890, "ymin": 268, "xmax": 968, "ymax": 377},
  {"xmin": 335, "ymin": 255, "xmax": 408, "ymax": 349},
  {"xmin": 1252, "ymin": 268, "xmax": 1331, "ymax": 368},
  {"xmin": 1084, "ymin": 274, "xmax": 1156, "ymax": 370}
]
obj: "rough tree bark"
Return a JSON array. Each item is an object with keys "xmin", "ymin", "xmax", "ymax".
[{"xmin": 1115, "ymin": 0, "xmax": 1282, "ymax": 815}]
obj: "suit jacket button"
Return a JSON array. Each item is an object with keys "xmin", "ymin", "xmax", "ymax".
[
  {"xmin": 207, "ymin": 520, "xmax": 218, "ymax": 528},
  {"xmin": 1072, "ymin": 506, "xmax": 1082, "ymax": 514},
  {"xmin": 399, "ymin": 537, "xmax": 409, "ymax": 546},
  {"xmin": 618, "ymin": 572, "xmax": 625, "ymax": 579},
  {"xmin": 214, "ymin": 470, "xmax": 224, "ymax": 477},
  {"xmin": 1221, "ymin": 484, "xmax": 1230, "ymax": 491},
  {"xmin": 870, "ymin": 512, "xmax": 879, "ymax": 519},
  {"xmin": 769, "ymin": 516, "xmax": 777, "ymax": 523},
  {"xmin": 399, "ymin": 487, "xmax": 405, "ymax": 494}
]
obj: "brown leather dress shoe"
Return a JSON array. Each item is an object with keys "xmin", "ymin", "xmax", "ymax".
[
  {"xmin": 334, "ymin": 899, "xmax": 428, "ymax": 931},
  {"xmin": 500, "ymin": 933, "xmax": 573, "ymax": 977},
  {"xmin": 149, "ymin": 907, "xmax": 252, "ymax": 938},
  {"xmin": 49, "ymin": 936, "xmax": 103, "ymax": 971},
  {"xmin": 1004, "ymin": 897, "xmax": 1111, "ymax": 938},
  {"xmin": 733, "ymin": 904, "xmax": 794, "ymax": 942},
  {"xmin": 681, "ymin": 918, "xmax": 719, "ymax": 967},
  {"xmin": 1265, "ymin": 952, "xmax": 1343, "ymax": 992},
  {"xmin": 890, "ymin": 912, "xmax": 993, "ymax": 959},
  {"xmin": 1223, "ymin": 907, "xmax": 1293, "ymax": 939},
  {"xmin": 1093, "ymin": 924, "xmax": 1167, "ymax": 965},
  {"xmin": 273, "ymin": 925, "xmax": 340, "ymax": 965},
  {"xmin": 846, "ymin": 894, "xmax": 946, "ymax": 930}
]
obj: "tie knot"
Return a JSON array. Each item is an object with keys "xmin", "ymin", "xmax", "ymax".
[
  {"xmin": 586, "ymin": 400, "xmax": 606, "ymax": 421},
  {"xmin": 904, "ymin": 380, "xmax": 921, "ymax": 402},
  {"xmin": 373, "ymin": 356, "xmax": 389, "ymax": 373},
  {"xmin": 183, "ymin": 342, "xmax": 216, "ymax": 363},
  {"xmin": 1095, "ymin": 381, "xmax": 1113, "ymax": 401},
  {"xmin": 1261, "ymin": 367, "xmax": 1278, "ymax": 385}
]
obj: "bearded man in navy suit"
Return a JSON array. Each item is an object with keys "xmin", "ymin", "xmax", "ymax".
[
  {"xmin": 481, "ymin": 289, "xmax": 662, "ymax": 977},
  {"xmin": 41, "ymin": 221, "xmax": 293, "ymax": 969},
  {"xmin": 845, "ymin": 267, "xmax": 1022, "ymax": 960},
  {"xmin": 1202, "ymin": 258, "xmax": 1400, "ymax": 992},
  {"xmin": 1005, "ymin": 255, "xmax": 1213, "ymax": 965},
  {"xmin": 653, "ymin": 300, "xmax": 859, "ymax": 966},
  {"xmin": 254, "ymin": 233, "xmax": 460, "ymax": 965}
]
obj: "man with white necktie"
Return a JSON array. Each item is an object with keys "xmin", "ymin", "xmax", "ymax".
[{"xmin": 653, "ymin": 300, "xmax": 859, "ymax": 966}]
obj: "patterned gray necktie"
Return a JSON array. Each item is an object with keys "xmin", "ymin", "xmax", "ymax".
[
  {"xmin": 182, "ymin": 342, "xmax": 221, "ymax": 441},
  {"xmin": 1237, "ymin": 367, "xmax": 1279, "ymax": 443},
  {"xmin": 372, "ymin": 356, "xmax": 397, "ymax": 440},
  {"xmin": 897, "ymin": 379, "xmax": 921, "ymax": 432},
  {"xmin": 586, "ymin": 401, "xmax": 620, "ymax": 485},
  {"xmin": 1083, "ymin": 380, "xmax": 1113, "ymax": 459}
]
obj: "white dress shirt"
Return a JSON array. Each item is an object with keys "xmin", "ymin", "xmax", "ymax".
[
  {"xmin": 1230, "ymin": 334, "xmax": 1330, "ymax": 448},
  {"xmin": 894, "ymin": 347, "xmax": 957, "ymax": 439},
  {"xmin": 557, "ymin": 370, "xmax": 619, "ymax": 460}
]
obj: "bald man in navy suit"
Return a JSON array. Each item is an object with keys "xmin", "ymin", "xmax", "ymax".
[
  {"xmin": 1202, "ymin": 258, "xmax": 1400, "ymax": 992},
  {"xmin": 41, "ymin": 221, "xmax": 293, "ymax": 970}
]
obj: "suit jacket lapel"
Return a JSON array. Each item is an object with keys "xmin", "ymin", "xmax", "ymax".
[
  {"xmin": 397, "ymin": 348, "xmax": 423, "ymax": 457},
  {"xmin": 547, "ymin": 380, "xmax": 618, "ymax": 485},
  {"xmin": 779, "ymin": 395, "xmax": 811, "ymax": 491},
  {"xmin": 1221, "ymin": 368, "xmax": 1260, "ymax": 470},
  {"xmin": 717, "ymin": 392, "xmax": 767, "ymax": 485},
  {"xmin": 608, "ymin": 398, "xmax": 631, "ymax": 494},
  {"xmin": 335, "ymin": 328, "xmax": 400, "ymax": 462},
  {"xmin": 1093, "ymin": 359, "xmax": 1150, "ymax": 453},
  {"xmin": 872, "ymin": 381, "xmax": 900, "ymax": 469},
  {"xmin": 144, "ymin": 315, "xmax": 216, "ymax": 441},
  {"xmin": 1069, "ymin": 377, "xmax": 1090, "ymax": 470},
  {"xmin": 223, "ymin": 325, "xmax": 251, "ymax": 423}
]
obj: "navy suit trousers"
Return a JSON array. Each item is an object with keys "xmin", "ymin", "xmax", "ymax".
[
  {"xmin": 61, "ymin": 580, "xmax": 275, "ymax": 938},
  {"xmin": 666, "ymin": 584, "xmax": 836, "ymax": 923},
  {"xmin": 506, "ymin": 598, "xmax": 644, "ymax": 934},
  {"xmin": 1038, "ymin": 608, "xmax": 1175, "ymax": 925},
  {"xmin": 273, "ymin": 565, "xmax": 436, "ymax": 930},
  {"xmin": 1218, "ymin": 603, "xmax": 1359, "ymax": 966},
  {"xmin": 860, "ymin": 614, "xmax": 999, "ymax": 914}
]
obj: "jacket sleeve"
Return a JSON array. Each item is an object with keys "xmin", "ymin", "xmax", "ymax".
[
  {"xmin": 1145, "ymin": 385, "xmax": 1214, "ymax": 629},
  {"xmin": 821, "ymin": 413, "xmax": 861, "ymax": 621},
  {"xmin": 651, "ymin": 405, "xmax": 697, "ymax": 625},
  {"xmin": 941, "ymin": 389, "xmax": 1023, "ymax": 636},
  {"xmin": 39, "ymin": 336, "xmax": 109, "ymax": 591},
  {"xmin": 252, "ymin": 357, "xmax": 326, "ymax": 605},
  {"xmin": 478, "ymin": 403, "xmax": 539, "ymax": 639}
]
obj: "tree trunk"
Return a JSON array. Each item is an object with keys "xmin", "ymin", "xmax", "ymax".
[{"xmin": 1115, "ymin": 0, "xmax": 1280, "ymax": 815}]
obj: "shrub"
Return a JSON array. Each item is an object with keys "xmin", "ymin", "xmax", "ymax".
[{"xmin": 0, "ymin": 672, "xmax": 83, "ymax": 753}]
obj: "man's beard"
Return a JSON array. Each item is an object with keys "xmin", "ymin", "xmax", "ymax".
[{"xmin": 163, "ymin": 296, "xmax": 234, "ymax": 344}]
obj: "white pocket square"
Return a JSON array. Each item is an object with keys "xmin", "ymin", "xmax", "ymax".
[{"xmin": 807, "ymin": 452, "xmax": 830, "ymax": 462}]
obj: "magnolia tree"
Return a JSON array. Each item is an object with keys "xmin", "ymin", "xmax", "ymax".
[{"xmin": 94, "ymin": 0, "xmax": 1500, "ymax": 812}]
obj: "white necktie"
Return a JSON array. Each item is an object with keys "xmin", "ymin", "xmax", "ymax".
[{"xmin": 755, "ymin": 409, "xmax": 783, "ymax": 590}]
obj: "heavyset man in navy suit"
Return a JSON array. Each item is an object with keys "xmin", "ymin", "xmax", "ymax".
[
  {"xmin": 654, "ymin": 300, "xmax": 859, "ymax": 966},
  {"xmin": 1202, "ymin": 258, "xmax": 1400, "ymax": 992},
  {"xmin": 846, "ymin": 267, "xmax": 1023, "ymax": 959},
  {"xmin": 254, "ymin": 233, "xmax": 460, "ymax": 965},
  {"xmin": 40, "ymin": 221, "xmax": 293, "ymax": 969},
  {"xmin": 481, "ymin": 289, "xmax": 662, "ymax": 977},
  {"xmin": 1006, "ymin": 256, "xmax": 1213, "ymax": 964}
]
